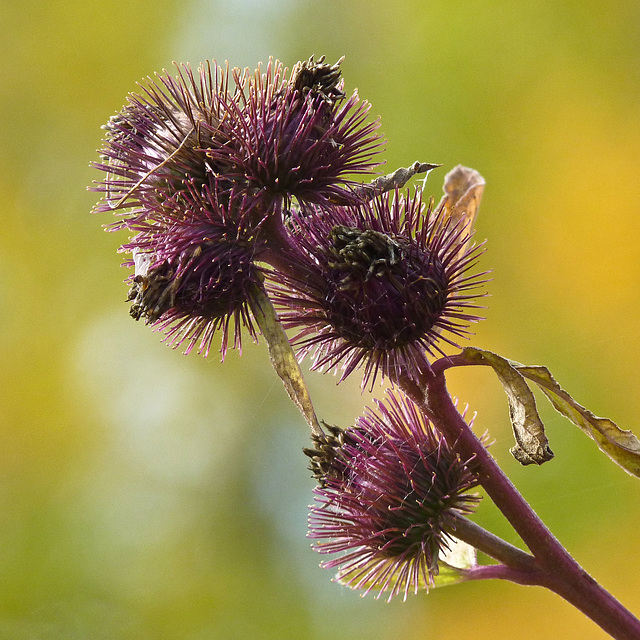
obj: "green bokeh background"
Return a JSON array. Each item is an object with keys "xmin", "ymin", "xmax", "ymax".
[{"xmin": 2, "ymin": 1, "xmax": 640, "ymax": 638}]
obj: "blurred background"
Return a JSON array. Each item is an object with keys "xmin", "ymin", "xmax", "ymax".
[{"xmin": 2, "ymin": 1, "xmax": 640, "ymax": 638}]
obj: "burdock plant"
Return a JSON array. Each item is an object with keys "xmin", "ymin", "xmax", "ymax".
[{"xmin": 92, "ymin": 56, "xmax": 640, "ymax": 639}]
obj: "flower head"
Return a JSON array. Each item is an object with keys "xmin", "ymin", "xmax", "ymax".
[
  {"xmin": 207, "ymin": 56, "xmax": 385, "ymax": 210},
  {"xmin": 122, "ymin": 181, "xmax": 265, "ymax": 358},
  {"xmin": 93, "ymin": 61, "xmax": 238, "ymax": 218},
  {"xmin": 273, "ymin": 189, "xmax": 488, "ymax": 387},
  {"xmin": 306, "ymin": 390, "xmax": 481, "ymax": 601}
]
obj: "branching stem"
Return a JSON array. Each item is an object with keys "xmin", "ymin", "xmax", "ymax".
[
  {"xmin": 394, "ymin": 366, "xmax": 640, "ymax": 640},
  {"xmin": 446, "ymin": 512, "xmax": 536, "ymax": 574}
]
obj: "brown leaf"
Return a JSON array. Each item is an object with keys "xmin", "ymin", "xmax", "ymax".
[
  {"xmin": 515, "ymin": 365, "xmax": 640, "ymax": 478},
  {"xmin": 249, "ymin": 286, "xmax": 321, "ymax": 435},
  {"xmin": 462, "ymin": 348, "xmax": 554, "ymax": 465},
  {"xmin": 437, "ymin": 165, "xmax": 485, "ymax": 248}
]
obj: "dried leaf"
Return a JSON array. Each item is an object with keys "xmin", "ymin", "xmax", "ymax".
[
  {"xmin": 437, "ymin": 165, "xmax": 485, "ymax": 249},
  {"xmin": 349, "ymin": 161, "xmax": 441, "ymax": 204},
  {"xmin": 515, "ymin": 364, "xmax": 640, "ymax": 478},
  {"xmin": 249, "ymin": 286, "xmax": 321, "ymax": 435},
  {"xmin": 462, "ymin": 348, "xmax": 554, "ymax": 465}
]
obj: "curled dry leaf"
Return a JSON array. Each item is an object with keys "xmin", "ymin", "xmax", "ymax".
[
  {"xmin": 353, "ymin": 161, "xmax": 442, "ymax": 202},
  {"xmin": 437, "ymin": 165, "xmax": 485, "ymax": 252},
  {"xmin": 249, "ymin": 286, "xmax": 322, "ymax": 435},
  {"xmin": 460, "ymin": 347, "xmax": 640, "ymax": 478},
  {"xmin": 461, "ymin": 347, "xmax": 554, "ymax": 466},
  {"xmin": 515, "ymin": 365, "xmax": 640, "ymax": 479}
]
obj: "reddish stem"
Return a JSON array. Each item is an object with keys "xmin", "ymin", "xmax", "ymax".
[{"xmin": 397, "ymin": 367, "xmax": 640, "ymax": 640}]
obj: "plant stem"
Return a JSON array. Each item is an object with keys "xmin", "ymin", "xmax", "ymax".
[
  {"xmin": 446, "ymin": 512, "xmax": 537, "ymax": 574},
  {"xmin": 397, "ymin": 368, "xmax": 640, "ymax": 640}
]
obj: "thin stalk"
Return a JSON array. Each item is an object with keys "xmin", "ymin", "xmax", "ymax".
[
  {"xmin": 465, "ymin": 564, "xmax": 546, "ymax": 586},
  {"xmin": 446, "ymin": 512, "xmax": 537, "ymax": 574}
]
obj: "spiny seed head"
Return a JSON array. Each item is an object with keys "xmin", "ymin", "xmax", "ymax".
[
  {"xmin": 273, "ymin": 189, "xmax": 488, "ymax": 387},
  {"xmin": 308, "ymin": 390, "xmax": 481, "ymax": 601},
  {"xmin": 92, "ymin": 60, "xmax": 238, "ymax": 218},
  {"xmin": 206, "ymin": 57, "xmax": 385, "ymax": 209},
  {"xmin": 120, "ymin": 181, "xmax": 265, "ymax": 358}
]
